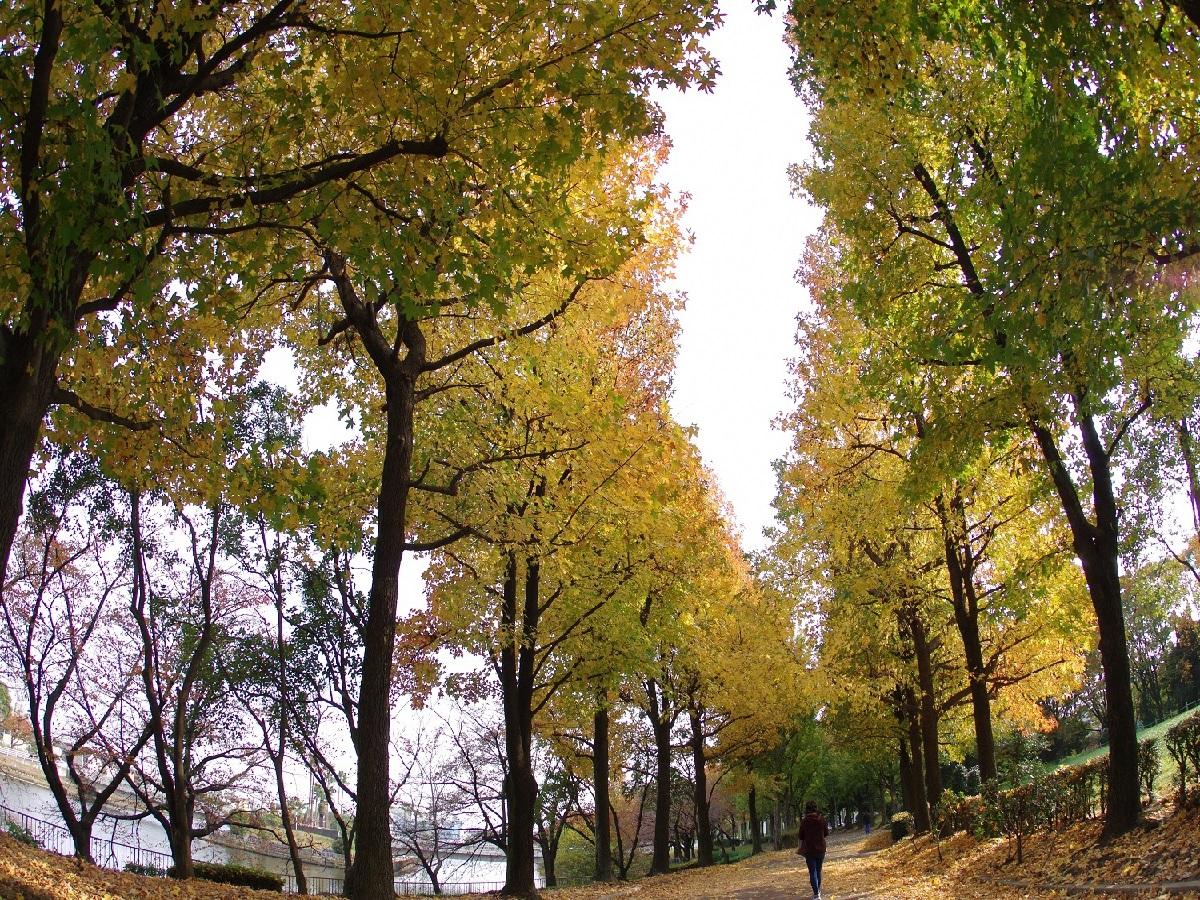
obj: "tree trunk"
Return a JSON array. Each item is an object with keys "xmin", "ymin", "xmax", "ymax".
[
  {"xmin": 65, "ymin": 818, "xmax": 94, "ymax": 866},
  {"xmin": 647, "ymin": 680, "xmax": 673, "ymax": 875},
  {"xmin": 909, "ymin": 615, "xmax": 943, "ymax": 806},
  {"xmin": 956, "ymin": 603, "xmax": 997, "ymax": 783},
  {"xmin": 274, "ymin": 741, "xmax": 307, "ymax": 894},
  {"xmin": 168, "ymin": 820, "xmax": 194, "ymax": 879},
  {"xmin": 904, "ymin": 694, "xmax": 930, "ymax": 834},
  {"xmin": 349, "ymin": 372, "xmax": 418, "ymax": 898},
  {"xmin": 688, "ymin": 707, "xmax": 713, "ymax": 867},
  {"xmin": 938, "ymin": 494, "xmax": 998, "ymax": 782},
  {"xmin": 323, "ymin": 260, "xmax": 430, "ymax": 898},
  {"xmin": 748, "ymin": 785, "xmax": 761, "ymax": 855},
  {"xmin": 0, "ymin": 285, "xmax": 80, "ymax": 582},
  {"xmin": 500, "ymin": 555, "xmax": 540, "ymax": 897},
  {"xmin": 541, "ymin": 843, "xmax": 556, "ymax": 889},
  {"xmin": 593, "ymin": 704, "xmax": 614, "ymax": 882},
  {"xmin": 270, "ymin": 562, "xmax": 308, "ymax": 895},
  {"xmin": 1030, "ymin": 412, "xmax": 1139, "ymax": 837}
]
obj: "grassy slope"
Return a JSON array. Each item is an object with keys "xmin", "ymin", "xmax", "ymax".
[{"xmin": 1049, "ymin": 703, "xmax": 1200, "ymax": 794}]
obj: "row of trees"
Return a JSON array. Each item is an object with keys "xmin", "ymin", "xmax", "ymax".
[
  {"xmin": 1, "ymin": 370, "xmax": 803, "ymax": 893},
  {"xmin": 762, "ymin": 0, "xmax": 1200, "ymax": 839},
  {"xmin": 1, "ymin": 4, "xmax": 817, "ymax": 897}
]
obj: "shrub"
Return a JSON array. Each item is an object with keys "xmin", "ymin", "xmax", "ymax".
[
  {"xmin": 167, "ymin": 861, "xmax": 284, "ymax": 892},
  {"xmin": 5, "ymin": 821, "xmax": 42, "ymax": 849},
  {"xmin": 1139, "ymin": 737, "xmax": 1161, "ymax": 807},
  {"xmin": 890, "ymin": 811, "xmax": 913, "ymax": 840},
  {"xmin": 933, "ymin": 707, "xmax": 1200, "ymax": 854},
  {"xmin": 124, "ymin": 862, "xmax": 168, "ymax": 877},
  {"xmin": 935, "ymin": 790, "xmax": 987, "ymax": 838},
  {"xmin": 1165, "ymin": 711, "xmax": 1200, "ymax": 805}
]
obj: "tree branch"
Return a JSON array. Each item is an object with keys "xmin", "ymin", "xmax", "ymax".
[
  {"xmin": 143, "ymin": 135, "xmax": 449, "ymax": 228},
  {"xmin": 422, "ymin": 278, "xmax": 595, "ymax": 374},
  {"xmin": 51, "ymin": 385, "xmax": 158, "ymax": 431}
]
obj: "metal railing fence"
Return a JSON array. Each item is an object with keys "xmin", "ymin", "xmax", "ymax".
[{"xmin": 3, "ymin": 804, "xmax": 513, "ymax": 896}]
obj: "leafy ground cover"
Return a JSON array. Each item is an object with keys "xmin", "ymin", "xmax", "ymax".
[
  {"xmin": 0, "ymin": 832, "xmax": 283, "ymax": 900},
  {"xmin": 885, "ymin": 807, "xmax": 1200, "ymax": 896}
]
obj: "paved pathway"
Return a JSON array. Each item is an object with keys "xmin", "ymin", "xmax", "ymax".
[
  {"xmin": 573, "ymin": 830, "xmax": 1200, "ymax": 900},
  {"xmin": 713, "ymin": 831, "xmax": 877, "ymax": 899}
]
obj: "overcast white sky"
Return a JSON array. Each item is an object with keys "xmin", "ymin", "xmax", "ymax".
[{"xmin": 656, "ymin": 4, "xmax": 820, "ymax": 551}]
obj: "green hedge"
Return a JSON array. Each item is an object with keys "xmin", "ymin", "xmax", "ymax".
[
  {"xmin": 167, "ymin": 861, "xmax": 283, "ymax": 892},
  {"xmin": 931, "ymin": 718, "xmax": 1200, "ymax": 849}
]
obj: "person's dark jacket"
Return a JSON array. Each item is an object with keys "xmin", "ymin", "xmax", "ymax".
[{"xmin": 798, "ymin": 811, "xmax": 829, "ymax": 857}]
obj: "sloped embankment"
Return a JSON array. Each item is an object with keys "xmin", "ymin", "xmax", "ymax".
[{"xmin": 0, "ymin": 832, "xmax": 285, "ymax": 900}]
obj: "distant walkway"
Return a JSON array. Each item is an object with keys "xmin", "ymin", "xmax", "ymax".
[{"xmin": 563, "ymin": 831, "xmax": 882, "ymax": 900}]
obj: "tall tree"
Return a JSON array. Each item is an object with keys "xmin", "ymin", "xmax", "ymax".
[{"xmin": 273, "ymin": 27, "xmax": 716, "ymax": 892}]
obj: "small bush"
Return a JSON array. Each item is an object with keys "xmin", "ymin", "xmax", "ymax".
[
  {"xmin": 124, "ymin": 862, "xmax": 168, "ymax": 877},
  {"xmin": 1165, "ymin": 711, "xmax": 1200, "ymax": 805},
  {"xmin": 923, "ymin": 707, "xmax": 1200, "ymax": 851},
  {"xmin": 890, "ymin": 811, "xmax": 913, "ymax": 840},
  {"xmin": 5, "ymin": 821, "xmax": 42, "ymax": 849},
  {"xmin": 168, "ymin": 861, "xmax": 283, "ymax": 892},
  {"xmin": 1139, "ymin": 737, "xmax": 1161, "ymax": 807}
]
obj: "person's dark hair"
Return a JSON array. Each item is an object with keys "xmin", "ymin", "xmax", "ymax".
[{"xmin": 805, "ymin": 801, "xmax": 818, "ymax": 814}]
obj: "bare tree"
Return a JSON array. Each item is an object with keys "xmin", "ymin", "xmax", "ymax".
[
  {"xmin": 224, "ymin": 512, "xmax": 318, "ymax": 893},
  {"xmin": 440, "ymin": 702, "xmax": 509, "ymax": 854},
  {"xmin": 123, "ymin": 493, "xmax": 261, "ymax": 878},
  {"xmin": 0, "ymin": 460, "xmax": 152, "ymax": 861},
  {"xmin": 392, "ymin": 723, "xmax": 486, "ymax": 894},
  {"xmin": 289, "ymin": 548, "xmax": 368, "ymax": 882}
]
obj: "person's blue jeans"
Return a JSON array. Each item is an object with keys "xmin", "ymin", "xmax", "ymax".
[{"xmin": 804, "ymin": 852, "xmax": 825, "ymax": 896}]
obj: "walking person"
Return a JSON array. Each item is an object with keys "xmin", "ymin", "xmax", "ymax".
[{"xmin": 797, "ymin": 801, "xmax": 829, "ymax": 900}]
